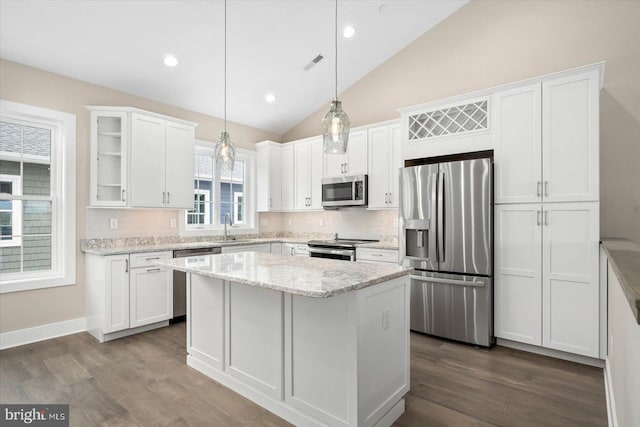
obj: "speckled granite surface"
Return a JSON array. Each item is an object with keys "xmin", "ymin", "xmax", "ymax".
[
  {"xmin": 80, "ymin": 233, "xmax": 398, "ymax": 255},
  {"xmin": 601, "ymin": 239, "xmax": 640, "ymax": 325},
  {"xmin": 153, "ymin": 252, "xmax": 410, "ymax": 298}
]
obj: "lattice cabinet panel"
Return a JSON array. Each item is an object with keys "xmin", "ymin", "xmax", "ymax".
[{"xmin": 408, "ymin": 99, "xmax": 488, "ymax": 140}]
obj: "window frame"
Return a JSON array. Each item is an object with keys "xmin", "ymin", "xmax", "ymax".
[
  {"xmin": 0, "ymin": 100, "xmax": 76, "ymax": 294},
  {"xmin": 0, "ymin": 174, "xmax": 22, "ymax": 247},
  {"xmin": 179, "ymin": 140, "xmax": 256, "ymax": 236}
]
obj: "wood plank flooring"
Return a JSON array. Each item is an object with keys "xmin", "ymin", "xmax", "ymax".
[{"xmin": 0, "ymin": 323, "xmax": 607, "ymax": 426}]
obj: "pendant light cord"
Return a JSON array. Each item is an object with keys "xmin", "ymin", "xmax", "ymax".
[
  {"xmin": 224, "ymin": 0, "xmax": 227, "ymax": 133},
  {"xmin": 335, "ymin": 0, "xmax": 338, "ymax": 101}
]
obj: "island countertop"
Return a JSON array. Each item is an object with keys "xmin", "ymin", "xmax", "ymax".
[{"xmin": 153, "ymin": 251, "xmax": 412, "ymax": 298}]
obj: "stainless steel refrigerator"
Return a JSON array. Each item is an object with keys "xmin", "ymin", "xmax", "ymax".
[{"xmin": 399, "ymin": 155, "xmax": 494, "ymax": 347}]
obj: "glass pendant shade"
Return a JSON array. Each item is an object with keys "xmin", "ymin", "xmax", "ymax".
[
  {"xmin": 322, "ymin": 100, "xmax": 350, "ymax": 154},
  {"xmin": 215, "ymin": 131, "xmax": 235, "ymax": 174}
]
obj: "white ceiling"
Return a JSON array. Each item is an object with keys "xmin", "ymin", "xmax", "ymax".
[{"xmin": 0, "ymin": 0, "xmax": 467, "ymax": 135}]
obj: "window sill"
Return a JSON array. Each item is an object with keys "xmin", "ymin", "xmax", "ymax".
[{"xmin": 0, "ymin": 272, "xmax": 76, "ymax": 294}]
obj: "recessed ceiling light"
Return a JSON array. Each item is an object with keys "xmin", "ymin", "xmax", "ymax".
[
  {"xmin": 163, "ymin": 54, "xmax": 178, "ymax": 67},
  {"xmin": 343, "ymin": 25, "xmax": 356, "ymax": 39},
  {"xmin": 378, "ymin": 3, "xmax": 389, "ymax": 14},
  {"xmin": 265, "ymin": 93, "xmax": 276, "ymax": 103}
]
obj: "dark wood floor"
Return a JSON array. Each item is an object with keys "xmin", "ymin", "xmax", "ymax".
[{"xmin": 0, "ymin": 323, "xmax": 607, "ymax": 426}]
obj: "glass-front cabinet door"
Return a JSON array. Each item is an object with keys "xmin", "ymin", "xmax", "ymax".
[{"xmin": 90, "ymin": 111, "xmax": 128, "ymax": 206}]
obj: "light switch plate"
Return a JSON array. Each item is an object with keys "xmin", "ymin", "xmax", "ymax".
[
  {"xmin": 260, "ymin": 218, "xmax": 268, "ymax": 226},
  {"xmin": 170, "ymin": 218, "xmax": 177, "ymax": 228},
  {"xmin": 110, "ymin": 218, "xmax": 118, "ymax": 230}
]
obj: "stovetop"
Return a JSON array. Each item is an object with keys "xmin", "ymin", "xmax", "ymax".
[{"xmin": 307, "ymin": 238, "xmax": 379, "ymax": 248}]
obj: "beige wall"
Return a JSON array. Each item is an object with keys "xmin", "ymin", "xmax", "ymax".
[
  {"xmin": 284, "ymin": 0, "xmax": 640, "ymax": 244},
  {"xmin": 0, "ymin": 59, "xmax": 279, "ymax": 333}
]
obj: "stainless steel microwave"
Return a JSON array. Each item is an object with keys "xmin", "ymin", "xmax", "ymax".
[{"xmin": 321, "ymin": 175, "xmax": 367, "ymax": 208}]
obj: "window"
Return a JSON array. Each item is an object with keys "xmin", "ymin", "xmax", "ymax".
[
  {"xmin": 0, "ymin": 100, "xmax": 76, "ymax": 293},
  {"xmin": 182, "ymin": 140, "xmax": 255, "ymax": 234}
]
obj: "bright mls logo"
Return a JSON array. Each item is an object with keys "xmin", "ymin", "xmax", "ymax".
[{"xmin": 1, "ymin": 405, "xmax": 69, "ymax": 426}]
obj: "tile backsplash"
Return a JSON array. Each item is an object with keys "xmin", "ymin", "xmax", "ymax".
[{"xmin": 86, "ymin": 207, "xmax": 399, "ymax": 243}]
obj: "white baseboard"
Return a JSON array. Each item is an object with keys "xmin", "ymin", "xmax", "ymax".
[
  {"xmin": 604, "ymin": 358, "xmax": 618, "ymax": 427},
  {"xmin": 0, "ymin": 317, "xmax": 86, "ymax": 350},
  {"xmin": 497, "ymin": 338, "xmax": 605, "ymax": 367}
]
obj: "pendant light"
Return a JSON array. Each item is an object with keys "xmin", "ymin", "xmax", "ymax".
[
  {"xmin": 216, "ymin": 0, "xmax": 236, "ymax": 173},
  {"xmin": 322, "ymin": 0, "xmax": 350, "ymax": 154}
]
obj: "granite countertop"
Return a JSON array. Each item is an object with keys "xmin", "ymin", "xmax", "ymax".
[
  {"xmin": 153, "ymin": 252, "xmax": 411, "ymax": 298},
  {"xmin": 81, "ymin": 237, "xmax": 311, "ymax": 255},
  {"xmin": 356, "ymin": 241, "xmax": 399, "ymax": 250},
  {"xmin": 601, "ymin": 239, "xmax": 640, "ymax": 325}
]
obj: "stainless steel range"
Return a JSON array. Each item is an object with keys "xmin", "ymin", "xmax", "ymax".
[{"xmin": 307, "ymin": 237, "xmax": 379, "ymax": 261}]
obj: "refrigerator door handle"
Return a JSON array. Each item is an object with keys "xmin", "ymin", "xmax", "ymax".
[
  {"xmin": 409, "ymin": 275, "xmax": 486, "ymax": 288},
  {"xmin": 437, "ymin": 172, "xmax": 445, "ymax": 263},
  {"xmin": 430, "ymin": 174, "xmax": 438, "ymax": 260}
]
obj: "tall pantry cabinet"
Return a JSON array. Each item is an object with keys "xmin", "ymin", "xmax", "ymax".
[{"xmin": 493, "ymin": 66, "xmax": 602, "ymax": 358}]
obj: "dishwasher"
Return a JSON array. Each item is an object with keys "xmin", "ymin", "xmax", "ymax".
[{"xmin": 172, "ymin": 246, "xmax": 221, "ymax": 323}]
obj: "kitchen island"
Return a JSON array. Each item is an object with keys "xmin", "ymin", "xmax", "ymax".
[{"xmin": 154, "ymin": 252, "xmax": 412, "ymax": 427}]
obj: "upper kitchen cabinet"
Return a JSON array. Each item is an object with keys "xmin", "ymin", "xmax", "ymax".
[
  {"xmin": 89, "ymin": 111, "xmax": 129, "ymax": 207},
  {"xmin": 281, "ymin": 144, "xmax": 294, "ymax": 211},
  {"xmin": 367, "ymin": 123, "xmax": 401, "ymax": 209},
  {"xmin": 88, "ymin": 106, "xmax": 197, "ymax": 209},
  {"xmin": 323, "ymin": 129, "xmax": 368, "ymax": 178},
  {"xmin": 494, "ymin": 67, "xmax": 601, "ymax": 204},
  {"xmin": 256, "ymin": 141, "xmax": 282, "ymax": 212},
  {"xmin": 399, "ymin": 96, "xmax": 493, "ymax": 160},
  {"xmin": 294, "ymin": 136, "xmax": 323, "ymax": 210}
]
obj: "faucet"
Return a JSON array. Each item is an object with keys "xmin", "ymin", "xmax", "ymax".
[{"xmin": 224, "ymin": 213, "xmax": 233, "ymax": 241}]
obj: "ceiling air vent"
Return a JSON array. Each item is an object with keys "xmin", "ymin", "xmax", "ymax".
[{"xmin": 303, "ymin": 54, "xmax": 324, "ymax": 71}]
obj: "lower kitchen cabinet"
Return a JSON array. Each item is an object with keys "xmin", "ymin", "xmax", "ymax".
[
  {"xmin": 86, "ymin": 251, "xmax": 173, "ymax": 342},
  {"xmin": 494, "ymin": 202, "xmax": 600, "ymax": 357},
  {"xmin": 129, "ymin": 264, "xmax": 173, "ymax": 329},
  {"xmin": 356, "ymin": 247, "xmax": 399, "ymax": 264}
]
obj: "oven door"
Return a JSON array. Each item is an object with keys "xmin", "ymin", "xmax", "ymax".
[{"xmin": 309, "ymin": 247, "xmax": 355, "ymax": 261}]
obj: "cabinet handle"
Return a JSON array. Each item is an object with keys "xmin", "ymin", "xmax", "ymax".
[
  {"xmin": 125, "ymin": 259, "xmax": 129, "ymax": 273},
  {"xmin": 290, "ymin": 247, "xmax": 294, "ymax": 255},
  {"xmin": 544, "ymin": 181, "xmax": 549, "ymax": 197},
  {"xmin": 384, "ymin": 193, "xmax": 388, "ymax": 204},
  {"xmin": 536, "ymin": 210, "xmax": 541, "ymax": 226},
  {"xmin": 388, "ymin": 192, "xmax": 392, "ymax": 204},
  {"xmin": 269, "ymin": 197, "xmax": 272, "ymax": 208},
  {"xmin": 162, "ymin": 192, "xmax": 166, "ymax": 204},
  {"xmin": 372, "ymin": 253, "xmax": 383, "ymax": 257},
  {"xmin": 145, "ymin": 257, "xmax": 160, "ymax": 261},
  {"xmin": 121, "ymin": 189, "xmax": 126, "ymax": 202},
  {"xmin": 167, "ymin": 192, "xmax": 170, "ymax": 204},
  {"xmin": 544, "ymin": 210, "xmax": 549, "ymax": 226},
  {"xmin": 340, "ymin": 163, "xmax": 344, "ymax": 174},
  {"xmin": 344, "ymin": 163, "xmax": 348, "ymax": 173},
  {"xmin": 536, "ymin": 181, "xmax": 541, "ymax": 197},
  {"xmin": 146, "ymin": 268, "xmax": 162, "ymax": 273}
]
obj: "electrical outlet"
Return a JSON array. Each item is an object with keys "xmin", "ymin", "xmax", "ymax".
[
  {"xmin": 110, "ymin": 218, "xmax": 118, "ymax": 230},
  {"xmin": 170, "ymin": 218, "xmax": 177, "ymax": 228},
  {"xmin": 260, "ymin": 218, "xmax": 268, "ymax": 226},
  {"xmin": 288, "ymin": 218, "xmax": 293, "ymax": 226},
  {"xmin": 319, "ymin": 218, "xmax": 324, "ymax": 227},
  {"xmin": 382, "ymin": 307, "xmax": 391, "ymax": 329}
]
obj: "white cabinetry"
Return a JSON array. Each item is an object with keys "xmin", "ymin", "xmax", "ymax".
[
  {"xmin": 493, "ymin": 65, "xmax": 602, "ymax": 359},
  {"xmin": 129, "ymin": 252, "xmax": 173, "ymax": 329},
  {"xmin": 367, "ymin": 123, "xmax": 401, "ymax": 208},
  {"xmin": 356, "ymin": 248, "xmax": 399, "ymax": 264},
  {"xmin": 323, "ymin": 129, "xmax": 368, "ymax": 178},
  {"xmin": 495, "ymin": 203, "xmax": 599, "ymax": 357},
  {"xmin": 256, "ymin": 141, "xmax": 282, "ymax": 212},
  {"xmin": 294, "ymin": 137, "xmax": 323, "ymax": 210},
  {"xmin": 281, "ymin": 144, "xmax": 295, "ymax": 211},
  {"xmin": 130, "ymin": 113, "xmax": 195, "ymax": 208},
  {"xmin": 90, "ymin": 112, "xmax": 128, "ymax": 206},
  {"xmin": 86, "ymin": 251, "xmax": 173, "ymax": 342},
  {"xmin": 494, "ymin": 70, "xmax": 599, "ymax": 204},
  {"xmin": 88, "ymin": 106, "xmax": 196, "ymax": 209},
  {"xmin": 282, "ymin": 243, "xmax": 310, "ymax": 257}
]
